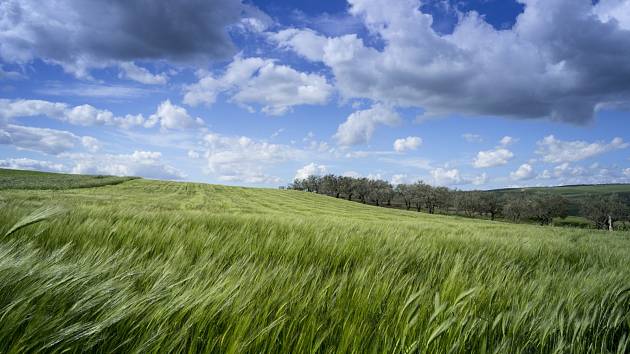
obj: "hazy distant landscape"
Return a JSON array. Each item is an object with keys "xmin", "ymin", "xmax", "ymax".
[{"xmin": 1, "ymin": 169, "xmax": 629, "ymax": 352}]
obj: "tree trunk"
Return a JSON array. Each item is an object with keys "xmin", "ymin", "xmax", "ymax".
[{"xmin": 608, "ymin": 215, "xmax": 613, "ymax": 231}]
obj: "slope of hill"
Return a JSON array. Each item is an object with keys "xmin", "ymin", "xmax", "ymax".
[
  {"xmin": 0, "ymin": 171, "xmax": 629, "ymax": 352},
  {"xmin": 0, "ymin": 168, "xmax": 138, "ymax": 190},
  {"xmin": 489, "ymin": 184, "xmax": 630, "ymax": 216}
]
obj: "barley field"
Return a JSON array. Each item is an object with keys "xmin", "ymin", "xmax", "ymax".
[{"xmin": 0, "ymin": 172, "xmax": 629, "ymax": 353}]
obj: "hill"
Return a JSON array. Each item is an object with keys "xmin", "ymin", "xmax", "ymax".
[
  {"xmin": 0, "ymin": 168, "xmax": 138, "ymax": 190},
  {"xmin": 0, "ymin": 170, "xmax": 629, "ymax": 352},
  {"xmin": 489, "ymin": 184, "xmax": 630, "ymax": 216}
]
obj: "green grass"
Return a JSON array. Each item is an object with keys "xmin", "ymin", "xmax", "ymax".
[
  {"xmin": 0, "ymin": 168, "xmax": 139, "ymax": 190},
  {"xmin": 0, "ymin": 174, "xmax": 629, "ymax": 352}
]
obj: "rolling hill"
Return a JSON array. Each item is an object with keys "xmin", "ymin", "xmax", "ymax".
[{"xmin": 0, "ymin": 169, "xmax": 629, "ymax": 352}]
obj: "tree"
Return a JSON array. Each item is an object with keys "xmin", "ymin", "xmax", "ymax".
[
  {"xmin": 411, "ymin": 181, "xmax": 429, "ymax": 212},
  {"xmin": 353, "ymin": 178, "xmax": 370, "ymax": 204},
  {"xmin": 304, "ymin": 175, "xmax": 322, "ymax": 193},
  {"xmin": 395, "ymin": 184, "xmax": 413, "ymax": 210},
  {"xmin": 502, "ymin": 193, "xmax": 530, "ymax": 222},
  {"xmin": 580, "ymin": 194, "xmax": 629, "ymax": 230},
  {"xmin": 529, "ymin": 193, "xmax": 568, "ymax": 226},
  {"xmin": 321, "ymin": 174, "xmax": 341, "ymax": 198},
  {"xmin": 338, "ymin": 176, "xmax": 355, "ymax": 201},
  {"xmin": 434, "ymin": 187, "xmax": 452, "ymax": 214},
  {"xmin": 479, "ymin": 193, "xmax": 503, "ymax": 221}
]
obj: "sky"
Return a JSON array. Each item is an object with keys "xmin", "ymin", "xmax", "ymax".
[{"xmin": 1, "ymin": 0, "xmax": 630, "ymax": 189}]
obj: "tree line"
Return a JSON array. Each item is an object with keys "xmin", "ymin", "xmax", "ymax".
[{"xmin": 287, "ymin": 175, "xmax": 630, "ymax": 230}]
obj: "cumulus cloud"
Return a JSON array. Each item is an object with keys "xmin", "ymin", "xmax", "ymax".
[
  {"xmin": 67, "ymin": 151, "xmax": 185, "ymax": 180},
  {"xmin": 0, "ymin": 99, "xmax": 144, "ymax": 128},
  {"xmin": 536, "ymin": 135, "xmax": 628, "ymax": 163},
  {"xmin": 0, "ymin": 158, "xmax": 65, "ymax": 172},
  {"xmin": 0, "ymin": 124, "xmax": 81, "ymax": 155},
  {"xmin": 0, "ymin": 0, "xmax": 264, "ymax": 77},
  {"xmin": 272, "ymin": 0, "xmax": 630, "ymax": 123},
  {"xmin": 334, "ymin": 104, "xmax": 400, "ymax": 146},
  {"xmin": 81, "ymin": 136, "xmax": 101, "ymax": 153},
  {"xmin": 393, "ymin": 136, "xmax": 422, "ymax": 152},
  {"xmin": 431, "ymin": 168, "xmax": 461, "ymax": 186},
  {"xmin": 510, "ymin": 163, "xmax": 535, "ymax": 181},
  {"xmin": 473, "ymin": 148, "xmax": 514, "ymax": 168},
  {"xmin": 294, "ymin": 162, "xmax": 327, "ymax": 180},
  {"xmin": 118, "ymin": 62, "xmax": 168, "ymax": 85},
  {"xmin": 144, "ymin": 100, "xmax": 204, "ymax": 130},
  {"xmin": 200, "ymin": 132, "xmax": 303, "ymax": 184},
  {"xmin": 0, "ymin": 98, "xmax": 204, "ymax": 130},
  {"xmin": 183, "ymin": 56, "xmax": 333, "ymax": 115}
]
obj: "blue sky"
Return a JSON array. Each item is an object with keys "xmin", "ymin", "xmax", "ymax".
[{"xmin": 1, "ymin": 0, "xmax": 630, "ymax": 189}]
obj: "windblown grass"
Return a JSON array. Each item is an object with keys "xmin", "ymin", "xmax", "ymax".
[
  {"xmin": 0, "ymin": 168, "xmax": 138, "ymax": 190},
  {"xmin": 0, "ymin": 178, "xmax": 629, "ymax": 352}
]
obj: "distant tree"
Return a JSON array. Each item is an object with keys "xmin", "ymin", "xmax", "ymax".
[
  {"xmin": 479, "ymin": 193, "xmax": 503, "ymax": 221},
  {"xmin": 353, "ymin": 178, "xmax": 370, "ymax": 204},
  {"xmin": 580, "ymin": 194, "xmax": 629, "ymax": 230},
  {"xmin": 502, "ymin": 193, "xmax": 530, "ymax": 222},
  {"xmin": 411, "ymin": 181, "xmax": 429, "ymax": 212},
  {"xmin": 529, "ymin": 193, "xmax": 569, "ymax": 226},
  {"xmin": 434, "ymin": 187, "xmax": 452, "ymax": 213},
  {"xmin": 338, "ymin": 176, "xmax": 355, "ymax": 201},
  {"xmin": 321, "ymin": 174, "xmax": 341, "ymax": 198},
  {"xmin": 395, "ymin": 184, "xmax": 413, "ymax": 210}
]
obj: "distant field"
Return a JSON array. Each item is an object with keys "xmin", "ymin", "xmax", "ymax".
[
  {"xmin": 0, "ymin": 170, "xmax": 629, "ymax": 352},
  {"xmin": 490, "ymin": 184, "xmax": 630, "ymax": 216},
  {"xmin": 0, "ymin": 168, "xmax": 139, "ymax": 190}
]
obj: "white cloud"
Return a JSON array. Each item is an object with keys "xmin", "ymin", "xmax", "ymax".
[
  {"xmin": 391, "ymin": 173, "xmax": 409, "ymax": 185},
  {"xmin": 535, "ymin": 135, "xmax": 628, "ymax": 163},
  {"xmin": 624, "ymin": 168, "xmax": 630, "ymax": 177},
  {"xmin": 0, "ymin": 124, "xmax": 79, "ymax": 155},
  {"xmin": 81, "ymin": 136, "xmax": 101, "ymax": 153},
  {"xmin": 67, "ymin": 151, "xmax": 185, "ymax": 180},
  {"xmin": 431, "ymin": 168, "xmax": 461, "ymax": 186},
  {"xmin": 499, "ymin": 136, "xmax": 517, "ymax": 146},
  {"xmin": 510, "ymin": 163, "xmax": 535, "ymax": 181},
  {"xmin": 294, "ymin": 162, "xmax": 327, "ymax": 180},
  {"xmin": 272, "ymin": 0, "xmax": 630, "ymax": 123},
  {"xmin": 462, "ymin": 133, "xmax": 482, "ymax": 143},
  {"xmin": 144, "ymin": 100, "xmax": 204, "ymax": 130},
  {"xmin": 473, "ymin": 148, "xmax": 514, "ymax": 168},
  {"xmin": 0, "ymin": 99, "xmax": 206, "ymax": 131},
  {"xmin": 393, "ymin": 136, "xmax": 422, "ymax": 152},
  {"xmin": 334, "ymin": 104, "xmax": 400, "ymax": 146},
  {"xmin": 183, "ymin": 56, "xmax": 333, "ymax": 115},
  {"xmin": 201, "ymin": 132, "xmax": 303, "ymax": 184},
  {"xmin": 118, "ymin": 62, "xmax": 168, "ymax": 85},
  {"xmin": 0, "ymin": 158, "xmax": 64, "ymax": 172},
  {"xmin": 471, "ymin": 172, "xmax": 488, "ymax": 186},
  {"xmin": 0, "ymin": 99, "xmax": 145, "ymax": 129}
]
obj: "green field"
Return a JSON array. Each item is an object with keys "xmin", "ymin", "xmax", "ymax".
[
  {"xmin": 1, "ymin": 170, "xmax": 629, "ymax": 352},
  {"xmin": 0, "ymin": 168, "xmax": 138, "ymax": 190}
]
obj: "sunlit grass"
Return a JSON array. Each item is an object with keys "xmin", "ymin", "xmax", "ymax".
[{"xmin": 0, "ymin": 178, "xmax": 629, "ymax": 352}]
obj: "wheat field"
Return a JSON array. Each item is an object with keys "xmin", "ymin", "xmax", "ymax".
[{"xmin": 1, "ymin": 176, "xmax": 629, "ymax": 353}]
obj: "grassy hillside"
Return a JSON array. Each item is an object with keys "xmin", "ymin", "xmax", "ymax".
[
  {"xmin": 0, "ymin": 168, "xmax": 138, "ymax": 190},
  {"xmin": 490, "ymin": 184, "xmax": 630, "ymax": 216},
  {"xmin": 0, "ymin": 173, "xmax": 629, "ymax": 352}
]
